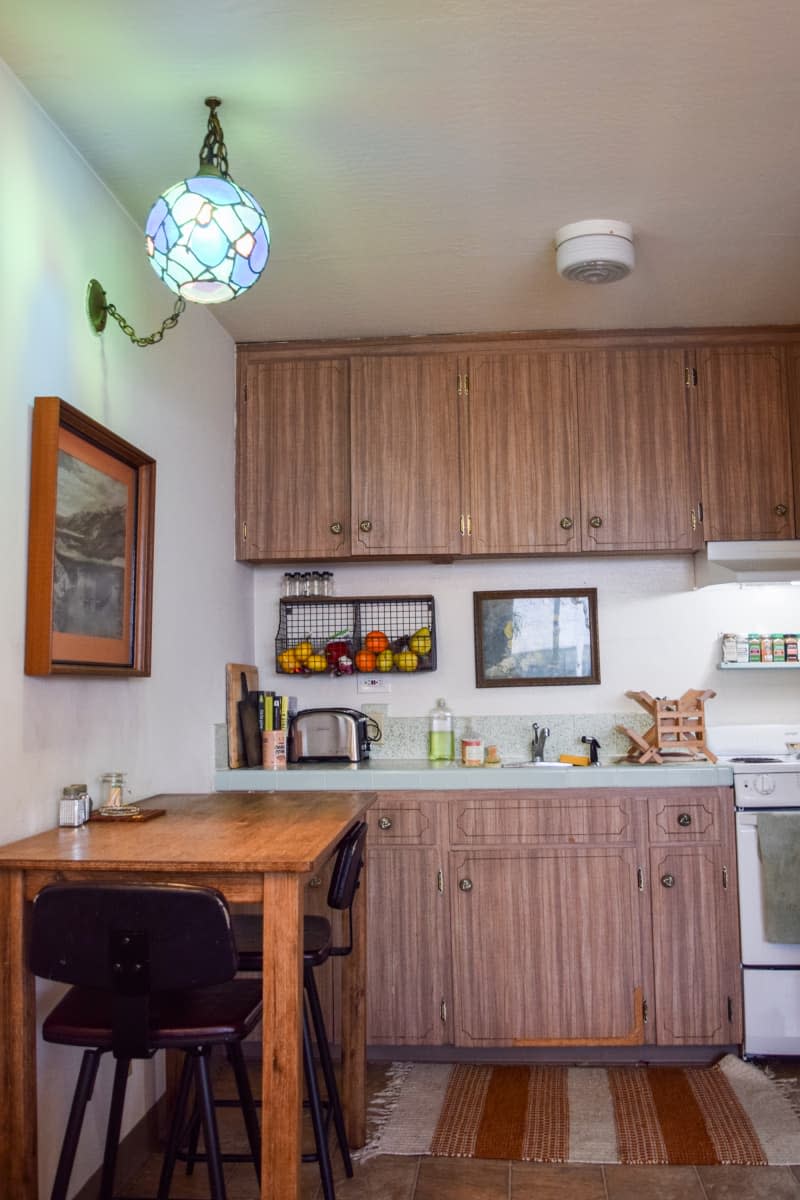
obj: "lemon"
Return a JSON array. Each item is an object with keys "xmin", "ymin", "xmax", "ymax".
[
  {"xmin": 408, "ymin": 627, "xmax": 432, "ymax": 655},
  {"xmin": 293, "ymin": 639, "xmax": 313, "ymax": 662},
  {"xmin": 278, "ymin": 649, "xmax": 300, "ymax": 673},
  {"xmin": 375, "ymin": 649, "xmax": 394, "ymax": 672},
  {"xmin": 394, "ymin": 650, "xmax": 419, "ymax": 672},
  {"xmin": 305, "ymin": 653, "xmax": 327, "ymax": 672}
]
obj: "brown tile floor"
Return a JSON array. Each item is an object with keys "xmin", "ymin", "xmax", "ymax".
[{"xmin": 119, "ymin": 1058, "xmax": 800, "ymax": 1200}]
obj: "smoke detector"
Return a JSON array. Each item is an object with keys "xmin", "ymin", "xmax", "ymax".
[{"xmin": 555, "ymin": 219, "xmax": 635, "ymax": 284}]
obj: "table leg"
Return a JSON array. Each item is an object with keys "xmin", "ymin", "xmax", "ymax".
[
  {"xmin": 260, "ymin": 873, "xmax": 303, "ymax": 1200},
  {"xmin": 340, "ymin": 853, "xmax": 367, "ymax": 1147},
  {"xmin": 0, "ymin": 870, "xmax": 38, "ymax": 1197}
]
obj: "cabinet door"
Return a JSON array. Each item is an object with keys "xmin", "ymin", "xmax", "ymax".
[
  {"xmin": 649, "ymin": 844, "xmax": 741, "ymax": 1044},
  {"xmin": 575, "ymin": 348, "xmax": 698, "ymax": 551},
  {"xmin": 465, "ymin": 353, "xmax": 580, "ymax": 553},
  {"xmin": 367, "ymin": 847, "xmax": 450, "ymax": 1045},
  {"xmin": 349, "ymin": 355, "xmax": 464, "ymax": 556},
  {"xmin": 696, "ymin": 345, "xmax": 795, "ymax": 540},
  {"xmin": 450, "ymin": 847, "xmax": 644, "ymax": 1047},
  {"xmin": 236, "ymin": 357, "xmax": 351, "ymax": 561}
]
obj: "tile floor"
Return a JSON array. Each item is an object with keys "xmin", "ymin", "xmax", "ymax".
[{"xmin": 118, "ymin": 1059, "xmax": 800, "ymax": 1200}]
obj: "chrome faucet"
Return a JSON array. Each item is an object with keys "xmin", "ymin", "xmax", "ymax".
[{"xmin": 531, "ymin": 722, "xmax": 550, "ymax": 762}]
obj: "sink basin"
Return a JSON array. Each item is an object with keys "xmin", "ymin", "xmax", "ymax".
[{"xmin": 502, "ymin": 761, "xmax": 571, "ymax": 768}]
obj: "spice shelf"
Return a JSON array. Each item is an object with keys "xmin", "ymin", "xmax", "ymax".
[{"xmin": 718, "ymin": 662, "xmax": 800, "ymax": 670}]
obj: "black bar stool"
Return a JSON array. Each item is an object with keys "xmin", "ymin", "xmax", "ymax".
[
  {"xmin": 29, "ymin": 881, "xmax": 263, "ymax": 1200},
  {"xmin": 199, "ymin": 819, "xmax": 368, "ymax": 1200}
]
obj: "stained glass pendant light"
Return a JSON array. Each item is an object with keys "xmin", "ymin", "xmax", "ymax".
[
  {"xmin": 145, "ymin": 97, "xmax": 270, "ymax": 303},
  {"xmin": 87, "ymin": 97, "xmax": 269, "ymax": 347}
]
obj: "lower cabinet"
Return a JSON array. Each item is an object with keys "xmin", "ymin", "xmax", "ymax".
[
  {"xmin": 365, "ymin": 787, "xmax": 741, "ymax": 1052},
  {"xmin": 366, "ymin": 796, "xmax": 451, "ymax": 1045},
  {"xmin": 449, "ymin": 846, "xmax": 644, "ymax": 1046}
]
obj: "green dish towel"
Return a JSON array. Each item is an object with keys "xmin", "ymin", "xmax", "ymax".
[{"xmin": 758, "ymin": 812, "xmax": 800, "ymax": 943}]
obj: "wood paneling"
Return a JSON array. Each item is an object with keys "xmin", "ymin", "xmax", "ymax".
[
  {"xmin": 236, "ymin": 358, "xmax": 351, "ymax": 560},
  {"xmin": 696, "ymin": 344, "xmax": 795, "ymax": 540},
  {"xmin": 465, "ymin": 353, "xmax": 580, "ymax": 553},
  {"xmin": 450, "ymin": 846, "xmax": 644, "ymax": 1046},
  {"xmin": 367, "ymin": 846, "xmax": 450, "ymax": 1044},
  {"xmin": 576, "ymin": 348, "xmax": 699, "ymax": 551},
  {"xmin": 349, "ymin": 354, "xmax": 464, "ymax": 556}
]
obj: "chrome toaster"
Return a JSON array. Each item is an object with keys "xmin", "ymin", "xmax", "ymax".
[{"xmin": 288, "ymin": 708, "xmax": 373, "ymax": 763}]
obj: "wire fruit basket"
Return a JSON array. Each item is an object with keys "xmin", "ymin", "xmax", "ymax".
[{"xmin": 275, "ymin": 595, "xmax": 437, "ymax": 675}]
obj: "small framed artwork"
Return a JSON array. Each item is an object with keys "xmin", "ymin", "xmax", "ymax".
[
  {"xmin": 473, "ymin": 588, "xmax": 600, "ymax": 687},
  {"xmin": 25, "ymin": 396, "xmax": 156, "ymax": 676}
]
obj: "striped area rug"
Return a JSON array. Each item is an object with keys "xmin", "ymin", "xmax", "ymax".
[{"xmin": 359, "ymin": 1056, "xmax": 800, "ymax": 1165}]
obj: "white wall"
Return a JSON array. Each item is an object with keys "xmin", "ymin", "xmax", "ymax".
[
  {"xmin": 253, "ymin": 557, "xmax": 800, "ymax": 727},
  {"xmin": 1, "ymin": 60, "xmax": 254, "ymax": 1195}
]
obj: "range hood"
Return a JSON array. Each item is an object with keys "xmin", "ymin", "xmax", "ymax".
[{"xmin": 695, "ymin": 541, "xmax": 800, "ymax": 586}]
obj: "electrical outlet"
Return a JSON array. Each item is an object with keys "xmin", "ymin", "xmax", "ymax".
[
  {"xmin": 361, "ymin": 703, "xmax": 388, "ymax": 743},
  {"xmin": 357, "ymin": 675, "xmax": 392, "ymax": 694}
]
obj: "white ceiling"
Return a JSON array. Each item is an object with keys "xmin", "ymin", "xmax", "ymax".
[{"xmin": 4, "ymin": 0, "xmax": 800, "ymax": 344}]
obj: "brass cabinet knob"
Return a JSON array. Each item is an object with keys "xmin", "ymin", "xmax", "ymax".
[
  {"xmin": 377, "ymin": 816, "xmax": 393, "ymax": 830},
  {"xmin": 359, "ymin": 519, "xmax": 373, "ymax": 533},
  {"xmin": 589, "ymin": 515, "xmax": 603, "ymax": 529},
  {"xmin": 775, "ymin": 503, "xmax": 789, "ymax": 517},
  {"xmin": 677, "ymin": 812, "xmax": 692, "ymax": 827},
  {"xmin": 458, "ymin": 878, "xmax": 473, "ymax": 892},
  {"xmin": 308, "ymin": 875, "xmax": 323, "ymax": 888},
  {"xmin": 660, "ymin": 873, "xmax": 675, "ymax": 888},
  {"xmin": 329, "ymin": 521, "xmax": 343, "ymax": 535},
  {"xmin": 559, "ymin": 517, "xmax": 574, "ymax": 530}
]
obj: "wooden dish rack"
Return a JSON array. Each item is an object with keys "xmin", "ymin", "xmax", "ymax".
[{"xmin": 618, "ymin": 688, "xmax": 717, "ymax": 764}]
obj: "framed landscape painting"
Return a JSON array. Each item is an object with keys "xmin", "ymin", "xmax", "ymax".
[
  {"xmin": 474, "ymin": 588, "xmax": 600, "ymax": 687},
  {"xmin": 25, "ymin": 396, "xmax": 155, "ymax": 676}
]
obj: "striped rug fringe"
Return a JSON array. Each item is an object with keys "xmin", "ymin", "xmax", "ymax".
[{"xmin": 356, "ymin": 1056, "xmax": 800, "ymax": 1166}]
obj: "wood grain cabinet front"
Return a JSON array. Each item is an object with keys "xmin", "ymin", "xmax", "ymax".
[{"xmin": 362, "ymin": 787, "xmax": 741, "ymax": 1054}]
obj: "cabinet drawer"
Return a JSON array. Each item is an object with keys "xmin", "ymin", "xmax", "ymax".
[
  {"xmin": 367, "ymin": 798, "xmax": 439, "ymax": 845},
  {"xmin": 647, "ymin": 792, "xmax": 726, "ymax": 843},
  {"xmin": 450, "ymin": 793, "xmax": 635, "ymax": 845}
]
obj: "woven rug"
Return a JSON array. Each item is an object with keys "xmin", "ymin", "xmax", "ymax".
[{"xmin": 359, "ymin": 1057, "xmax": 800, "ymax": 1166}]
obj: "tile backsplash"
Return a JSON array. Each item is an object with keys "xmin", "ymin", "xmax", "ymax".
[{"xmin": 214, "ymin": 711, "xmax": 651, "ymax": 768}]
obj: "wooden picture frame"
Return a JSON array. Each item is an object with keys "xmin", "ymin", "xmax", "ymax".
[
  {"xmin": 25, "ymin": 396, "xmax": 155, "ymax": 676},
  {"xmin": 473, "ymin": 588, "xmax": 600, "ymax": 687}
]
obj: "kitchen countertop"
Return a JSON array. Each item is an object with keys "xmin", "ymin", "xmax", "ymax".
[{"xmin": 215, "ymin": 758, "xmax": 733, "ymax": 792}]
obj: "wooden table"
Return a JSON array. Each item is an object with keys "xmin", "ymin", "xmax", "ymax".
[{"xmin": 0, "ymin": 790, "xmax": 374, "ymax": 1199}]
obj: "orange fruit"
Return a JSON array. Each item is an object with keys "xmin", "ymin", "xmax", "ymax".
[
  {"xmin": 365, "ymin": 630, "xmax": 389, "ymax": 653},
  {"xmin": 354, "ymin": 649, "xmax": 377, "ymax": 672}
]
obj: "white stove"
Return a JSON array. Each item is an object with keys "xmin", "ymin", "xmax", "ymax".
[{"xmin": 707, "ymin": 723, "xmax": 800, "ymax": 1056}]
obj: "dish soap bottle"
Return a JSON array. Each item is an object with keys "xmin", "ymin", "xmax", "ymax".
[{"xmin": 428, "ymin": 698, "xmax": 455, "ymax": 761}]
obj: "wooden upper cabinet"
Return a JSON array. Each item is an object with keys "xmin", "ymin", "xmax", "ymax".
[
  {"xmin": 575, "ymin": 348, "xmax": 699, "ymax": 552},
  {"xmin": 464, "ymin": 353, "xmax": 580, "ymax": 554},
  {"xmin": 236, "ymin": 357, "xmax": 350, "ymax": 560},
  {"xmin": 695, "ymin": 345, "xmax": 795, "ymax": 540},
  {"xmin": 349, "ymin": 355, "xmax": 464, "ymax": 556}
]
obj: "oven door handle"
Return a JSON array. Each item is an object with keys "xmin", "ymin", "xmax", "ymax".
[{"xmin": 737, "ymin": 812, "xmax": 759, "ymax": 828}]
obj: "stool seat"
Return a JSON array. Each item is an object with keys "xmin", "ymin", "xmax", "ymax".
[{"xmin": 43, "ymin": 979, "xmax": 263, "ymax": 1049}]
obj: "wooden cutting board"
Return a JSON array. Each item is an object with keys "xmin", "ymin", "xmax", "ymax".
[{"xmin": 225, "ymin": 663, "xmax": 259, "ymax": 768}]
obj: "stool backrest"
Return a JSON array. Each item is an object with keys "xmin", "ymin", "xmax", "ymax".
[
  {"xmin": 30, "ymin": 881, "xmax": 238, "ymax": 992},
  {"xmin": 327, "ymin": 820, "xmax": 367, "ymax": 912}
]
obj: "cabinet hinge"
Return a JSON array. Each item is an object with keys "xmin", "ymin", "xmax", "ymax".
[
  {"xmin": 637, "ymin": 867, "xmax": 644, "ymax": 892},
  {"xmin": 440, "ymin": 999, "xmax": 448, "ymax": 1023},
  {"xmin": 642, "ymin": 998, "xmax": 649, "ymax": 1024},
  {"xmin": 727, "ymin": 995, "xmax": 733, "ymax": 1023},
  {"xmin": 722, "ymin": 865, "xmax": 729, "ymax": 890},
  {"xmin": 242, "ymin": 522, "xmax": 247, "ymax": 541},
  {"xmin": 685, "ymin": 366, "xmax": 698, "ymax": 387},
  {"xmin": 436, "ymin": 868, "xmax": 444, "ymax": 894}
]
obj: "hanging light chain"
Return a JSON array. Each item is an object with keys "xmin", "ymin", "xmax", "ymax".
[
  {"xmin": 199, "ymin": 97, "xmax": 229, "ymax": 177},
  {"xmin": 104, "ymin": 294, "xmax": 187, "ymax": 347}
]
